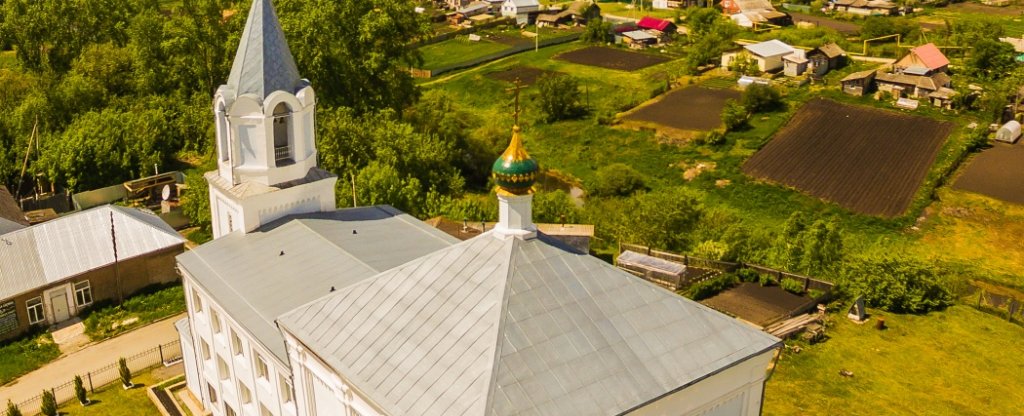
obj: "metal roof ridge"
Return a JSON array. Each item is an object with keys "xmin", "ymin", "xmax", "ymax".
[
  {"xmin": 108, "ymin": 205, "xmax": 185, "ymax": 242},
  {"xmin": 292, "ymin": 218, "xmax": 381, "ymax": 273},
  {"xmin": 483, "ymin": 236, "xmax": 521, "ymax": 414}
]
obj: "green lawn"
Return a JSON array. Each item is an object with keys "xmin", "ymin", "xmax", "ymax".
[
  {"xmin": 57, "ymin": 371, "xmax": 162, "ymax": 416},
  {"xmin": 596, "ymin": 1, "xmax": 680, "ymax": 20},
  {"xmin": 0, "ymin": 333, "xmax": 61, "ymax": 385},
  {"xmin": 81, "ymin": 284, "xmax": 186, "ymax": 341},
  {"xmin": 0, "ymin": 50, "xmax": 17, "ymax": 69},
  {"xmin": 418, "ymin": 37, "xmax": 512, "ymax": 70},
  {"xmin": 765, "ymin": 306, "xmax": 1024, "ymax": 415}
]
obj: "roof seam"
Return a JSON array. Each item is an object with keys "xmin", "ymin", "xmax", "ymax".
[{"xmin": 483, "ymin": 236, "xmax": 528, "ymax": 414}]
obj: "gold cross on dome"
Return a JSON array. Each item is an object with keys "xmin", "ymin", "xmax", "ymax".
[{"xmin": 507, "ymin": 78, "xmax": 523, "ymax": 126}]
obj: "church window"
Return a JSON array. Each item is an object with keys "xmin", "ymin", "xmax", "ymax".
[
  {"xmin": 231, "ymin": 329, "xmax": 244, "ymax": 356},
  {"xmin": 255, "ymin": 354, "xmax": 269, "ymax": 380},
  {"xmin": 279, "ymin": 374, "xmax": 293, "ymax": 403},
  {"xmin": 272, "ymin": 103, "xmax": 293, "ymax": 166}
]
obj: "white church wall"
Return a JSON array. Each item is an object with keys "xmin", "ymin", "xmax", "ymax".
[
  {"xmin": 283, "ymin": 331, "xmax": 384, "ymax": 416},
  {"xmin": 181, "ymin": 272, "xmax": 298, "ymax": 416},
  {"xmin": 630, "ymin": 349, "xmax": 776, "ymax": 416}
]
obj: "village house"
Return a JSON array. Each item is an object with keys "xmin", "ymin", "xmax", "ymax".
[
  {"xmin": 722, "ymin": 39, "xmax": 801, "ymax": 73},
  {"xmin": 830, "ymin": 0, "xmax": 899, "ymax": 16},
  {"xmin": 0, "ymin": 205, "xmax": 184, "ymax": 343},
  {"xmin": 536, "ymin": 1, "xmax": 600, "ymax": 28},
  {"xmin": 874, "ymin": 72, "xmax": 951, "ymax": 99},
  {"xmin": 176, "ymin": 2, "xmax": 784, "ymax": 415},
  {"xmin": 501, "ymin": 0, "xmax": 541, "ymax": 25},
  {"xmin": 840, "ymin": 69, "xmax": 877, "ymax": 96},
  {"xmin": 806, "ymin": 42, "xmax": 846, "ymax": 77},
  {"xmin": 722, "ymin": 0, "xmax": 790, "ymax": 28},
  {"xmin": 893, "ymin": 43, "xmax": 949, "ymax": 76},
  {"xmin": 637, "ymin": 16, "xmax": 678, "ymax": 36}
]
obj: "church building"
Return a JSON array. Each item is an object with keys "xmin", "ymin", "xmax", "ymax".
[{"xmin": 175, "ymin": 1, "xmax": 781, "ymax": 415}]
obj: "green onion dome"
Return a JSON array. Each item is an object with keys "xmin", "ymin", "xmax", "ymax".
[{"xmin": 492, "ymin": 125, "xmax": 538, "ymax": 195}]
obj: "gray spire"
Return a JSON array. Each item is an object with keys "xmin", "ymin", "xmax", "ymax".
[{"xmin": 226, "ymin": 0, "xmax": 302, "ymax": 100}]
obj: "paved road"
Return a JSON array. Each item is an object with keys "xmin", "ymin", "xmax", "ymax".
[{"xmin": 0, "ymin": 313, "xmax": 185, "ymax": 405}]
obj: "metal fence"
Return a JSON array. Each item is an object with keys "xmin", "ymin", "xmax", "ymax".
[{"xmin": 13, "ymin": 340, "xmax": 182, "ymax": 414}]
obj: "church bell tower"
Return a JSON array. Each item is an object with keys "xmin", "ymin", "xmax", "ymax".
[{"xmin": 207, "ymin": 0, "xmax": 337, "ymax": 239}]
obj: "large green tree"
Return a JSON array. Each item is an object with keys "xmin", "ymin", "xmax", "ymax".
[{"xmin": 275, "ymin": 0, "xmax": 431, "ymax": 113}]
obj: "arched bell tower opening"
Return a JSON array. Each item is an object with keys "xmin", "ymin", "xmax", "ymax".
[{"xmin": 273, "ymin": 102, "xmax": 293, "ymax": 166}]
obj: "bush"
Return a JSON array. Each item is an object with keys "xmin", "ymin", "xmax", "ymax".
[
  {"xmin": 780, "ymin": 277, "xmax": 805, "ymax": 295},
  {"xmin": 721, "ymin": 99, "xmax": 748, "ymax": 132},
  {"xmin": 537, "ymin": 74, "xmax": 586, "ymax": 122},
  {"xmin": 74, "ymin": 375, "xmax": 88, "ymax": 404},
  {"xmin": 736, "ymin": 268, "xmax": 760, "ymax": 283},
  {"xmin": 741, "ymin": 84, "xmax": 783, "ymax": 113},
  {"xmin": 759, "ymin": 273, "xmax": 778, "ymax": 286},
  {"xmin": 6, "ymin": 400, "xmax": 22, "ymax": 416},
  {"xmin": 592, "ymin": 163, "xmax": 647, "ymax": 197},
  {"xmin": 39, "ymin": 390, "xmax": 56, "ymax": 416},
  {"xmin": 688, "ymin": 274, "xmax": 739, "ymax": 300},
  {"xmin": 118, "ymin": 357, "xmax": 132, "ymax": 387},
  {"xmin": 842, "ymin": 255, "xmax": 953, "ymax": 314}
]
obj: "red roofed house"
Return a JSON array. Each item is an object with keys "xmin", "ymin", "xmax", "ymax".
[
  {"xmin": 894, "ymin": 43, "xmax": 949, "ymax": 75},
  {"xmin": 637, "ymin": 16, "xmax": 677, "ymax": 34}
]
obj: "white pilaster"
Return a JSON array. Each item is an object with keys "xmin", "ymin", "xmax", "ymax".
[{"xmin": 494, "ymin": 193, "xmax": 537, "ymax": 239}]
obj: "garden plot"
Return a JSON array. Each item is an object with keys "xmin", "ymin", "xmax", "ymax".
[
  {"xmin": 953, "ymin": 143, "xmax": 1024, "ymax": 205},
  {"xmin": 555, "ymin": 46, "xmax": 670, "ymax": 71},
  {"xmin": 743, "ymin": 98, "xmax": 953, "ymax": 217},
  {"xmin": 623, "ymin": 86, "xmax": 741, "ymax": 132},
  {"xmin": 485, "ymin": 66, "xmax": 559, "ymax": 85}
]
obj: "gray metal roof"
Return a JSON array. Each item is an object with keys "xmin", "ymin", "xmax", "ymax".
[
  {"xmin": 744, "ymin": 39, "xmax": 796, "ymax": 58},
  {"xmin": 0, "ymin": 218, "xmax": 25, "ymax": 236},
  {"xmin": 226, "ymin": 0, "xmax": 302, "ymax": 100},
  {"xmin": 176, "ymin": 206, "xmax": 458, "ymax": 363},
  {"xmin": 278, "ymin": 232, "xmax": 781, "ymax": 416},
  {"xmin": 0, "ymin": 205, "xmax": 185, "ymax": 301}
]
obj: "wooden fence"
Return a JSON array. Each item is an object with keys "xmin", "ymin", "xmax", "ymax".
[
  {"xmin": 617, "ymin": 243, "xmax": 835, "ymax": 296},
  {"xmin": 976, "ymin": 289, "xmax": 1023, "ymax": 323}
]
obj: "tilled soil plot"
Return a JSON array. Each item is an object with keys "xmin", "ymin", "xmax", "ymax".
[
  {"xmin": 701, "ymin": 283, "xmax": 810, "ymax": 327},
  {"xmin": 789, "ymin": 12, "xmax": 861, "ymax": 35},
  {"xmin": 555, "ymin": 46, "xmax": 670, "ymax": 71},
  {"xmin": 954, "ymin": 143, "xmax": 1024, "ymax": 205},
  {"xmin": 743, "ymin": 98, "xmax": 953, "ymax": 217},
  {"xmin": 625, "ymin": 86, "xmax": 741, "ymax": 131},
  {"xmin": 486, "ymin": 66, "xmax": 558, "ymax": 85}
]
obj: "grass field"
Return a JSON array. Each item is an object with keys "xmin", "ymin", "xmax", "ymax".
[
  {"xmin": 764, "ymin": 306, "xmax": 1024, "ymax": 415},
  {"xmin": 0, "ymin": 333, "xmax": 60, "ymax": 385},
  {"xmin": 595, "ymin": 1, "xmax": 680, "ymax": 19},
  {"xmin": 57, "ymin": 371, "xmax": 163, "ymax": 416},
  {"xmin": 0, "ymin": 50, "xmax": 17, "ymax": 69},
  {"xmin": 81, "ymin": 284, "xmax": 186, "ymax": 341},
  {"xmin": 418, "ymin": 37, "xmax": 511, "ymax": 70}
]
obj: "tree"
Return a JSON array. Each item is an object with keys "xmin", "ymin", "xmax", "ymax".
[
  {"xmin": 537, "ymin": 74, "xmax": 586, "ymax": 122},
  {"xmin": 592, "ymin": 163, "xmax": 647, "ymax": 197},
  {"xmin": 860, "ymin": 16, "xmax": 917, "ymax": 41},
  {"xmin": 276, "ymin": 0, "xmax": 431, "ymax": 113},
  {"xmin": 533, "ymin": 190, "xmax": 582, "ymax": 224},
  {"xmin": 74, "ymin": 375, "xmax": 88, "ymax": 405},
  {"xmin": 1, "ymin": 0, "xmax": 135, "ymax": 72},
  {"xmin": 580, "ymin": 17, "xmax": 612, "ymax": 44},
  {"xmin": 181, "ymin": 162, "xmax": 213, "ymax": 232},
  {"xmin": 354, "ymin": 162, "xmax": 424, "ymax": 215},
  {"xmin": 721, "ymin": 100, "xmax": 748, "ymax": 131},
  {"xmin": 741, "ymin": 84, "xmax": 783, "ymax": 113},
  {"xmin": 5, "ymin": 400, "xmax": 22, "ymax": 416},
  {"xmin": 727, "ymin": 53, "xmax": 759, "ymax": 76},
  {"xmin": 610, "ymin": 187, "xmax": 705, "ymax": 251},
  {"xmin": 798, "ymin": 218, "xmax": 844, "ymax": 276},
  {"xmin": 118, "ymin": 357, "xmax": 133, "ymax": 388},
  {"xmin": 969, "ymin": 39, "xmax": 1016, "ymax": 80},
  {"xmin": 39, "ymin": 390, "xmax": 56, "ymax": 416},
  {"xmin": 842, "ymin": 255, "xmax": 953, "ymax": 313}
]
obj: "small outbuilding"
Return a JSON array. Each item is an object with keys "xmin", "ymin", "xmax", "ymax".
[
  {"xmin": 637, "ymin": 16, "xmax": 677, "ymax": 35},
  {"xmin": 622, "ymin": 30, "xmax": 659, "ymax": 48},
  {"xmin": 783, "ymin": 54, "xmax": 809, "ymax": 76},
  {"xmin": 840, "ymin": 69, "xmax": 876, "ymax": 96},
  {"xmin": 996, "ymin": 120, "xmax": 1022, "ymax": 143},
  {"xmin": 742, "ymin": 39, "xmax": 800, "ymax": 72},
  {"xmin": 807, "ymin": 42, "xmax": 846, "ymax": 77}
]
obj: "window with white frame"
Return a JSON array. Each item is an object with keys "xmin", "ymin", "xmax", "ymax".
[
  {"xmin": 225, "ymin": 404, "xmax": 237, "ymax": 416},
  {"xmin": 74, "ymin": 281, "xmax": 93, "ymax": 307},
  {"xmin": 208, "ymin": 383, "xmax": 219, "ymax": 403},
  {"xmin": 255, "ymin": 354, "xmax": 269, "ymax": 380},
  {"xmin": 230, "ymin": 329, "xmax": 244, "ymax": 356},
  {"xmin": 211, "ymin": 309, "xmax": 222, "ymax": 333},
  {"xmin": 201, "ymin": 339, "xmax": 211, "ymax": 361},
  {"xmin": 26, "ymin": 297, "xmax": 44, "ymax": 324},
  {"xmin": 260, "ymin": 404, "xmax": 273, "ymax": 416},
  {"xmin": 240, "ymin": 383, "xmax": 253, "ymax": 404},
  {"xmin": 279, "ymin": 374, "xmax": 293, "ymax": 403},
  {"xmin": 192, "ymin": 289, "xmax": 203, "ymax": 313}
]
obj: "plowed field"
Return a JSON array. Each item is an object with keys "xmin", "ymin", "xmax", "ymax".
[
  {"xmin": 954, "ymin": 143, "xmax": 1024, "ymax": 205},
  {"xmin": 624, "ymin": 86, "xmax": 741, "ymax": 131},
  {"xmin": 743, "ymin": 98, "xmax": 954, "ymax": 217},
  {"xmin": 555, "ymin": 46, "xmax": 670, "ymax": 71}
]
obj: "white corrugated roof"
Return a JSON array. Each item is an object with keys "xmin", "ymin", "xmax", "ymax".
[
  {"xmin": 744, "ymin": 39, "xmax": 797, "ymax": 58},
  {"xmin": 0, "ymin": 205, "xmax": 185, "ymax": 301}
]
